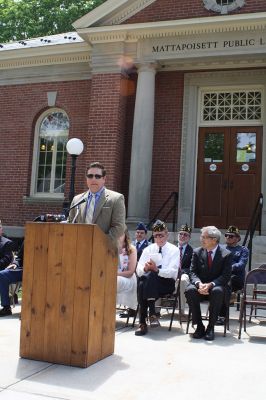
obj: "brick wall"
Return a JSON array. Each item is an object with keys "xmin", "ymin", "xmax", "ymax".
[
  {"xmin": 149, "ymin": 71, "xmax": 184, "ymax": 222},
  {"xmin": 0, "ymin": 80, "xmax": 91, "ymax": 227},
  {"xmin": 124, "ymin": 0, "xmax": 266, "ymax": 23},
  {"xmin": 85, "ymin": 73, "xmax": 129, "ymax": 192}
]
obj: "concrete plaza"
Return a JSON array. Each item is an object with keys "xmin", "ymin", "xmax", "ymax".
[{"xmin": 0, "ymin": 304, "xmax": 265, "ymax": 400}]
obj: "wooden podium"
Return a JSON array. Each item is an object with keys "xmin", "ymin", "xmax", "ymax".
[{"xmin": 20, "ymin": 222, "xmax": 118, "ymax": 368}]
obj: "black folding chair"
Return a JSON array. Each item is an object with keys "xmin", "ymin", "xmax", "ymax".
[
  {"xmin": 249, "ymin": 264, "xmax": 266, "ymax": 321},
  {"xmin": 168, "ymin": 268, "xmax": 182, "ymax": 331},
  {"xmin": 186, "ymin": 289, "xmax": 230, "ymax": 337},
  {"xmin": 238, "ymin": 265, "xmax": 266, "ymax": 339}
]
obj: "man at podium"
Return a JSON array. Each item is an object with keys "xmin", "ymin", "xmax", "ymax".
[{"xmin": 68, "ymin": 162, "xmax": 126, "ymax": 242}]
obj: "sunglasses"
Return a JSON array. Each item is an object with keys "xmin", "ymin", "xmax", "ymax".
[
  {"xmin": 225, "ymin": 234, "xmax": 235, "ymax": 239},
  {"xmin": 86, "ymin": 174, "xmax": 103, "ymax": 179},
  {"xmin": 153, "ymin": 233, "xmax": 166, "ymax": 239}
]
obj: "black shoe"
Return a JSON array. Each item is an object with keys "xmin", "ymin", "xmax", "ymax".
[
  {"xmin": 205, "ymin": 325, "xmax": 215, "ymax": 341},
  {"xmin": 192, "ymin": 324, "xmax": 205, "ymax": 339},
  {"xmin": 135, "ymin": 323, "xmax": 148, "ymax": 336},
  {"xmin": 119, "ymin": 308, "xmax": 136, "ymax": 318},
  {"xmin": 215, "ymin": 316, "xmax": 225, "ymax": 326},
  {"xmin": 0, "ymin": 306, "xmax": 12, "ymax": 317}
]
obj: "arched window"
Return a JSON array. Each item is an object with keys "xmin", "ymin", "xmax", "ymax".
[
  {"xmin": 31, "ymin": 109, "xmax": 69, "ymax": 197},
  {"xmin": 203, "ymin": 0, "xmax": 245, "ymax": 14}
]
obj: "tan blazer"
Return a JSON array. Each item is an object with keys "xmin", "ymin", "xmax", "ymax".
[{"xmin": 68, "ymin": 188, "xmax": 126, "ymax": 242}]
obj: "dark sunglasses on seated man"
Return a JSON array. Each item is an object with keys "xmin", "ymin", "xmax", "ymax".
[{"xmin": 224, "ymin": 233, "xmax": 236, "ymax": 239}]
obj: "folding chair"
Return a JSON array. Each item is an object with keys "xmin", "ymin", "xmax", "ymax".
[
  {"xmin": 249, "ymin": 264, "xmax": 266, "ymax": 321},
  {"xmin": 186, "ymin": 290, "xmax": 230, "ymax": 337},
  {"xmin": 238, "ymin": 265, "xmax": 266, "ymax": 339},
  {"xmin": 158, "ymin": 268, "xmax": 182, "ymax": 331},
  {"xmin": 116, "ymin": 304, "xmax": 138, "ymax": 327},
  {"xmin": 9, "ymin": 281, "xmax": 22, "ymax": 307}
]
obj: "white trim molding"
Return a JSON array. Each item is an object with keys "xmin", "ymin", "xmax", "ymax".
[
  {"xmin": 75, "ymin": 12, "xmax": 266, "ymax": 44},
  {"xmin": 73, "ymin": 0, "xmax": 156, "ymax": 28}
]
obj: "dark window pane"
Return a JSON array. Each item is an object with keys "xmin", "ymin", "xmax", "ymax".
[
  {"xmin": 55, "ymin": 166, "xmax": 63, "ymax": 179},
  {"xmin": 38, "ymin": 166, "xmax": 45, "ymax": 179},
  {"xmin": 204, "ymin": 133, "xmax": 224, "ymax": 162},
  {"xmin": 44, "ymin": 166, "xmax": 52, "ymax": 178},
  {"xmin": 46, "ymin": 152, "xmax": 53, "ymax": 165},
  {"xmin": 44, "ymin": 179, "xmax": 50, "ymax": 192},
  {"xmin": 37, "ymin": 180, "xmax": 44, "ymax": 192}
]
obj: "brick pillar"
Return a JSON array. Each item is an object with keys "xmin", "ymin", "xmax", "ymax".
[{"xmin": 86, "ymin": 73, "xmax": 128, "ymax": 192}]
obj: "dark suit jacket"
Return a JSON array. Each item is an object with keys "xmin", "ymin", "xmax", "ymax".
[
  {"xmin": 190, "ymin": 245, "xmax": 232, "ymax": 287},
  {"xmin": 180, "ymin": 243, "xmax": 193, "ymax": 275},
  {"xmin": 68, "ymin": 188, "xmax": 126, "ymax": 242},
  {"xmin": 133, "ymin": 239, "xmax": 149, "ymax": 261},
  {"xmin": 0, "ymin": 236, "xmax": 14, "ymax": 270}
]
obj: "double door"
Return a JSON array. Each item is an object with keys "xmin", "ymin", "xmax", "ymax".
[{"xmin": 195, "ymin": 126, "xmax": 262, "ymax": 229}]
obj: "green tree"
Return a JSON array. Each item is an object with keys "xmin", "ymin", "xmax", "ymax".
[{"xmin": 0, "ymin": 0, "xmax": 107, "ymax": 43}]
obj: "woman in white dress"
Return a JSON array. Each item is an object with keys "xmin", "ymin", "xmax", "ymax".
[{"xmin": 117, "ymin": 231, "xmax": 138, "ymax": 317}]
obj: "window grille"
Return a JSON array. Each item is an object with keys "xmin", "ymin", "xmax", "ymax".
[
  {"xmin": 216, "ymin": 0, "xmax": 234, "ymax": 5},
  {"xmin": 202, "ymin": 90, "xmax": 262, "ymax": 123}
]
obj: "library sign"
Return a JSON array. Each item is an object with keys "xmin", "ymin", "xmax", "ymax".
[{"xmin": 148, "ymin": 33, "xmax": 266, "ymax": 58}]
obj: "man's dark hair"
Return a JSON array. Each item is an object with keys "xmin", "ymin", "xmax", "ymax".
[{"xmin": 87, "ymin": 162, "xmax": 106, "ymax": 177}]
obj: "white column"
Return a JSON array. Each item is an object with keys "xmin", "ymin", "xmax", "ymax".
[{"xmin": 127, "ymin": 63, "xmax": 157, "ymax": 223}]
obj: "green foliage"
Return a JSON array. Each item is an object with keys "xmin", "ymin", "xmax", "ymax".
[{"xmin": 0, "ymin": 0, "xmax": 107, "ymax": 43}]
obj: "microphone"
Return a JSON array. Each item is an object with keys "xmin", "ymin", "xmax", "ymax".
[{"xmin": 69, "ymin": 197, "xmax": 87, "ymax": 210}]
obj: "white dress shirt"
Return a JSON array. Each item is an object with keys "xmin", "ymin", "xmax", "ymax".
[{"xmin": 137, "ymin": 242, "xmax": 180, "ymax": 280}]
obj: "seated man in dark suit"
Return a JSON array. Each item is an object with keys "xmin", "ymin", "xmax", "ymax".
[
  {"xmin": 185, "ymin": 226, "xmax": 232, "ymax": 341},
  {"xmin": 133, "ymin": 222, "xmax": 150, "ymax": 261},
  {"xmin": 135, "ymin": 220, "xmax": 180, "ymax": 336},
  {"xmin": 0, "ymin": 242, "xmax": 23, "ymax": 316},
  {"xmin": 0, "ymin": 220, "xmax": 14, "ymax": 271}
]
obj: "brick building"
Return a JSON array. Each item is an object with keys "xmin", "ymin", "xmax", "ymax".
[{"xmin": 1, "ymin": 0, "xmax": 266, "ymax": 238}]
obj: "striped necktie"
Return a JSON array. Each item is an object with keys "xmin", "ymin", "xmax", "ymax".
[{"xmin": 179, "ymin": 246, "xmax": 183, "ymax": 267}]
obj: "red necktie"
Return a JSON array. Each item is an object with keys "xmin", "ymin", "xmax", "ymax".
[{"xmin": 207, "ymin": 251, "xmax": 213, "ymax": 269}]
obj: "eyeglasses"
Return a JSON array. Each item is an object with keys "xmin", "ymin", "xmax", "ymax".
[
  {"xmin": 179, "ymin": 232, "xmax": 189, "ymax": 237},
  {"xmin": 153, "ymin": 233, "xmax": 166, "ymax": 239},
  {"xmin": 86, "ymin": 174, "xmax": 103, "ymax": 179},
  {"xmin": 225, "ymin": 234, "xmax": 235, "ymax": 239},
  {"xmin": 200, "ymin": 235, "xmax": 215, "ymax": 240}
]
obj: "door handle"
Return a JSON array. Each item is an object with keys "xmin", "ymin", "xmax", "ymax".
[
  {"xmin": 230, "ymin": 181, "xmax": 233, "ymax": 189},
  {"xmin": 223, "ymin": 180, "xmax": 228, "ymax": 189}
]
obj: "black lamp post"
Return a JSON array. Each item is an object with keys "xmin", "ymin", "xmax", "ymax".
[{"xmin": 63, "ymin": 138, "xmax": 84, "ymax": 215}]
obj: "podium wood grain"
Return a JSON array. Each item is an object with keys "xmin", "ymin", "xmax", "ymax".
[{"xmin": 20, "ymin": 222, "xmax": 117, "ymax": 368}]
